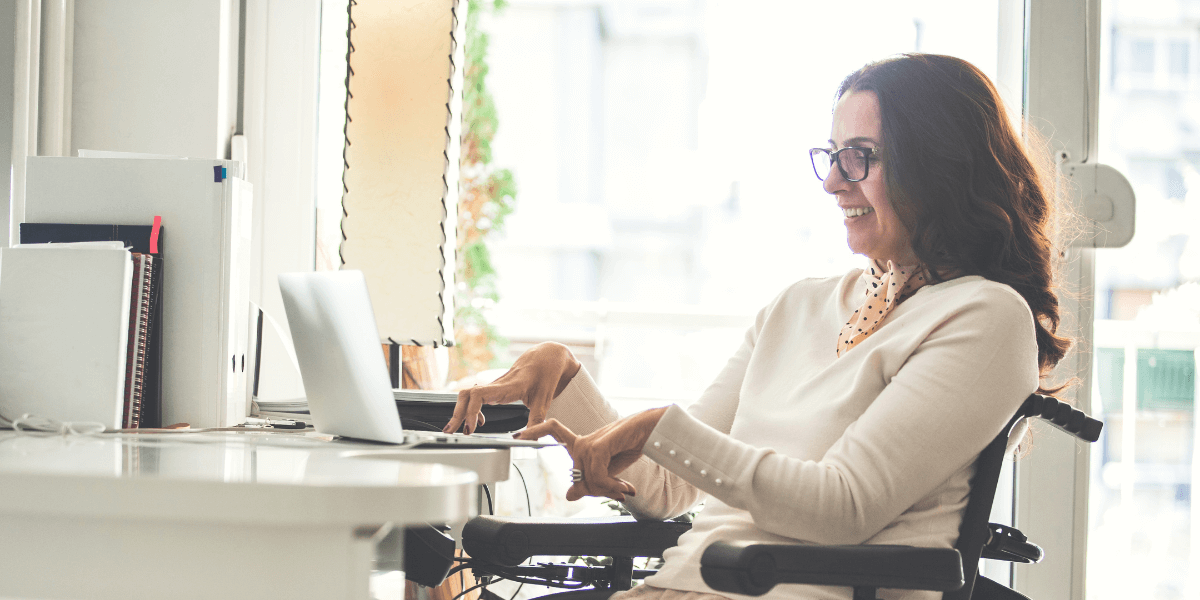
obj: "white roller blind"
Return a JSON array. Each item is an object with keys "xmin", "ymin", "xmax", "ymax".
[{"xmin": 341, "ymin": 0, "xmax": 463, "ymax": 346}]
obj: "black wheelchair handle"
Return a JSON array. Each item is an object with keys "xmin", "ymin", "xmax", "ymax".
[{"xmin": 1017, "ymin": 395, "xmax": 1102, "ymax": 442}]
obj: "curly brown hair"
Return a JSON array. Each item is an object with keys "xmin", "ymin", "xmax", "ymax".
[{"xmin": 836, "ymin": 53, "xmax": 1071, "ymax": 390}]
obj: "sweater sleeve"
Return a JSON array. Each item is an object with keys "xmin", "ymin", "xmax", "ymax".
[
  {"xmin": 545, "ymin": 314, "xmax": 764, "ymax": 520},
  {"xmin": 640, "ymin": 287, "xmax": 1039, "ymax": 544}
]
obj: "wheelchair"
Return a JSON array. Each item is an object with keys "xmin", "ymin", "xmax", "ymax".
[{"xmin": 416, "ymin": 394, "xmax": 1101, "ymax": 600}]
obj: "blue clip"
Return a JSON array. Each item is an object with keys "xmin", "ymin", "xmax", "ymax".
[
  {"xmin": 222, "ymin": 166, "xmax": 228, "ymax": 179},
  {"xmin": 213, "ymin": 166, "xmax": 222, "ymax": 182}
]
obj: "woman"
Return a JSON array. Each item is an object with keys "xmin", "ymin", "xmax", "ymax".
[{"xmin": 444, "ymin": 53, "xmax": 1070, "ymax": 600}]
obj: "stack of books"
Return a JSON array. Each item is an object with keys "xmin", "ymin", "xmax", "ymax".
[{"xmin": 0, "ymin": 222, "xmax": 164, "ymax": 430}]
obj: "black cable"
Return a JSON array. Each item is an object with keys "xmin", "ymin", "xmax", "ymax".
[
  {"xmin": 452, "ymin": 559, "xmax": 589, "ymax": 591},
  {"xmin": 487, "ymin": 573, "xmax": 587, "ymax": 590},
  {"xmin": 452, "ymin": 581, "xmax": 490, "ymax": 600},
  {"xmin": 446, "ymin": 563, "xmax": 474, "ymax": 579},
  {"xmin": 512, "ymin": 463, "xmax": 532, "ymax": 517},
  {"xmin": 483, "ymin": 483, "xmax": 494, "ymax": 515},
  {"xmin": 507, "ymin": 463, "xmax": 532, "ymax": 600},
  {"xmin": 507, "ymin": 577, "xmax": 526, "ymax": 600}
]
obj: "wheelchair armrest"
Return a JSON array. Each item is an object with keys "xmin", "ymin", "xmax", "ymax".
[
  {"xmin": 699, "ymin": 541, "xmax": 964, "ymax": 597},
  {"xmin": 462, "ymin": 515, "xmax": 692, "ymax": 566}
]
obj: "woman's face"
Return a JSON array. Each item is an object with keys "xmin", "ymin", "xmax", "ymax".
[{"xmin": 823, "ymin": 90, "xmax": 917, "ymax": 265}]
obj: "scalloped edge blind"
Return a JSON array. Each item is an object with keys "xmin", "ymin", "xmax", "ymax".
[{"xmin": 341, "ymin": 0, "xmax": 463, "ymax": 346}]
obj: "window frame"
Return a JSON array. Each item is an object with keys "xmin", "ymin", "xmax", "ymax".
[{"xmin": 1015, "ymin": 0, "xmax": 1102, "ymax": 598}]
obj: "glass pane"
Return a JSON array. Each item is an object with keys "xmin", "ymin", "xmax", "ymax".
[
  {"xmin": 1131, "ymin": 39, "xmax": 1156, "ymax": 74},
  {"xmin": 1168, "ymin": 40, "xmax": 1189, "ymax": 76},
  {"xmin": 1089, "ymin": 1, "xmax": 1200, "ymax": 597}
]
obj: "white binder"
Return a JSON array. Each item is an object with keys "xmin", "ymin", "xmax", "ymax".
[
  {"xmin": 24, "ymin": 157, "xmax": 253, "ymax": 428},
  {"xmin": 0, "ymin": 244, "xmax": 133, "ymax": 429}
]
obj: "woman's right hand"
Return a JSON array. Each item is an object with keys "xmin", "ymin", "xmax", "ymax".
[{"xmin": 443, "ymin": 342, "xmax": 582, "ymax": 435}]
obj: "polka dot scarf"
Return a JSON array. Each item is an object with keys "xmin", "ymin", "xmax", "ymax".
[{"xmin": 837, "ymin": 260, "xmax": 928, "ymax": 357}]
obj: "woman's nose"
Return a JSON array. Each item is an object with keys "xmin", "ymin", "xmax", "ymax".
[{"xmin": 822, "ymin": 163, "xmax": 845, "ymax": 194}]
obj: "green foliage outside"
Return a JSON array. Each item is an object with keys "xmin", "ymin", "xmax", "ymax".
[{"xmin": 452, "ymin": 0, "xmax": 516, "ymax": 380}]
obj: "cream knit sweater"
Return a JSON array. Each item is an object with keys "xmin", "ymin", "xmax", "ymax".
[{"xmin": 545, "ymin": 268, "xmax": 1040, "ymax": 600}]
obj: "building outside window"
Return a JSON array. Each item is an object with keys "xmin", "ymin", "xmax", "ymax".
[{"xmin": 1090, "ymin": 0, "xmax": 1200, "ymax": 598}]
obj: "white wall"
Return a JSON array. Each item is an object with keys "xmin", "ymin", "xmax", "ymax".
[{"xmin": 70, "ymin": 0, "xmax": 239, "ymax": 159}]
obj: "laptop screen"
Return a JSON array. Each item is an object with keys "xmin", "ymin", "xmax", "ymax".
[{"xmin": 278, "ymin": 270, "xmax": 407, "ymax": 444}]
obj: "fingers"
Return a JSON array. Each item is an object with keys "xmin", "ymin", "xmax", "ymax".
[
  {"xmin": 550, "ymin": 426, "xmax": 639, "ymax": 502},
  {"xmin": 444, "ymin": 371, "xmax": 543, "ymax": 434},
  {"xmin": 566, "ymin": 477, "xmax": 637, "ymax": 502},
  {"xmin": 515, "ymin": 419, "xmax": 577, "ymax": 449},
  {"xmin": 582, "ymin": 446, "xmax": 636, "ymax": 499},
  {"xmin": 442, "ymin": 389, "xmax": 473, "ymax": 434},
  {"xmin": 525, "ymin": 403, "xmax": 548, "ymax": 430},
  {"xmin": 442, "ymin": 387, "xmax": 503, "ymax": 434},
  {"xmin": 442, "ymin": 344, "xmax": 575, "ymax": 434}
]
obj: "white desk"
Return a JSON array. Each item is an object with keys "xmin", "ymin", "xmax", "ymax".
[
  {"xmin": 343, "ymin": 446, "xmax": 512, "ymax": 486},
  {"xmin": 0, "ymin": 431, "xmax": 480, "ymax": 600}
]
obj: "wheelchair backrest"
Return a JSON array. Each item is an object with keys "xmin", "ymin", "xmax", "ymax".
[{"xmin": 947, "ymin": 394, "xmax": 1102, "ymax": 600}]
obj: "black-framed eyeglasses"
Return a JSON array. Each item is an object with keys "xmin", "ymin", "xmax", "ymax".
[{"xmin": 809, "ymin": 146, "xmax": 880, "ymax": 183}]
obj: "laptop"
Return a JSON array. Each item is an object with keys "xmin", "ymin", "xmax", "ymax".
[{"xmin": 277, "ymin": 270, "xmax": 549, "ymax": 448}]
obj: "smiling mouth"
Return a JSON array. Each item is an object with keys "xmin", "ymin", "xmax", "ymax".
[{"xmin": 843, "ymin": 207, "xmax": 874, "ymax": 218}]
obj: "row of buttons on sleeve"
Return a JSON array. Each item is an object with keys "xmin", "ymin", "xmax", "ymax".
[{"xmin": 653, "ymin": 441, "xmax": 722, "ymax": 486}]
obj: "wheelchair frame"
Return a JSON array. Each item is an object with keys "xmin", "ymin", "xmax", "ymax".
[{"xmin": 453, "ymin": 394, "xmax": 1101, "ymax": 600}]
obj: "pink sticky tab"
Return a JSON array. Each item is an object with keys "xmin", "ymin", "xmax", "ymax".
[{"xmin": 150, "ymin": 216, "xmax": 161, "ymax": 254}]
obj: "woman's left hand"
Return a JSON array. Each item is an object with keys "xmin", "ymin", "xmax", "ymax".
[{"xmin": 517, "ymin": 406, "xmax": 670, "ymax": 502}]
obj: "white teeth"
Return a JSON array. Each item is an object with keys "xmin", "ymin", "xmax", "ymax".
[{"xmin": 843, "ymin": 207, "xmax": 874, "ymax": 218}]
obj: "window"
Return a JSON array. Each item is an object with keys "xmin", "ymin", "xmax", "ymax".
[
  {"xmin": 1114, "ymin": 29, "xmax": 1198, "ymax": 91},
  {"xmin": 1090, "ymin": 0, "xmax": 1200, "ymax": 596},
  {"xmin": 1168, "ymin": 39, "xmax": 1190, "ymax": 76},
  {"xmin": 481, "ymin": 0, "xmax": 1018, "ymax": 411},
  {"xmin": 1131, "ymin": 38, "xmax": 1156, "ymax": 75}
]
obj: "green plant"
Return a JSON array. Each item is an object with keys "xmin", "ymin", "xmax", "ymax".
[{"xmin": 452, "ymin": 0, "xmax": 516, "ymax": 380}]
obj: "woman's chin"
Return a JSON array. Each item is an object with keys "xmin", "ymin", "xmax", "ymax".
[{"xmin": 845, "ymin": 235, "xmax": 873, "ymax": 258}]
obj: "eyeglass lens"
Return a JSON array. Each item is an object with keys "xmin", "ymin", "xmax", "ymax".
[{"xmin": 810, "ymin": 148, "xmax": 870, "ymax": 182}]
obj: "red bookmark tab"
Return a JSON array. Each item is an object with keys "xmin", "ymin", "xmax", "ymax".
[{"xmin": 150, "ymin": 216, "xmax": 161, "ymax": 254}]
